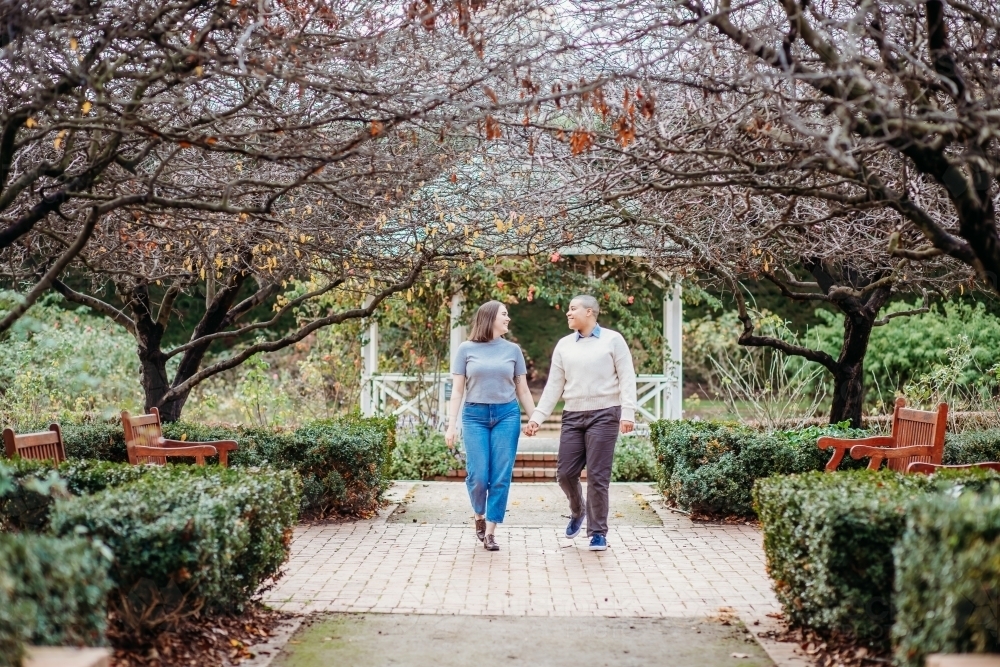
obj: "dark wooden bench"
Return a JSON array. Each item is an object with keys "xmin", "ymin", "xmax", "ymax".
[
  {"xmin": 121, "ymin": 408, "xmax": 238, "ymax": 466},
  {"xmin": 2, "ymin": 424, "xmax": 66, "ymax": 464}
]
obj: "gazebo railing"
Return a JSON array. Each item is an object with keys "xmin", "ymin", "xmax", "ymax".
[{"xmin": 362, "ymin": 372, "xmax": 680, "ymax": 425}]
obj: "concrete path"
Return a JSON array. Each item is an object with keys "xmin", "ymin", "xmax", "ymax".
[{"xmin": 272, "ymin": 614, "xmax": 773, "ymax": 667}]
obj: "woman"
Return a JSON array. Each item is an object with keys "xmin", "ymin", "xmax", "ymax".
[{"xmin": 446, "ymin": 300, "xmax": 536, "ymax": 551}]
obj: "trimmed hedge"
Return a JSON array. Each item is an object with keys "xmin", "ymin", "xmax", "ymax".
[
  {"xmin": 0, "ymin": 533, "xmax": 113, "ymax": 651},
  {"xmin": 612, "ymin": 436, "xmax": 657, "ymax": 482},
  {"xmin": 754, "ymin": 468, "xmax": 1000, "ymax": 646},
  {"xmin": 944, "ymin": 428, "xmax": 1000, "ymax": 465},
  {"xmin": 651, "ymin": 420, "xmax": 866, "ymax": 518},
  {"xmin": 0, "ymin": 459, "xmax": 151, "ymax": 532},
  {"xmin": 19, "ymin": 415, "xmax": 395, "ymax": 517},
  {"xmin": 50, "ymin": 466, "xmax": 300, "ymax": 630},
  {"xmin": 892, "ymin": 481, "xmax": 1000, "ymax": 666}
]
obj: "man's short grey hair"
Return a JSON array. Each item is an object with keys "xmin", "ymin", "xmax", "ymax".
[{"xmin": 571, "ymin": 294, "xmax": 600, "ymax": 316}]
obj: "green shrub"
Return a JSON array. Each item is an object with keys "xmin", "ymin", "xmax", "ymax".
[
  {"xmin": 388, "ymin": 426, "xmax": 462, "ymax": 480},
  {"xmin": 892, "ymin": 480, "xmax": 1000, "ymax": 666},
  {"xmin": 222, "ymin": 415, "xmax": 394, "ymax": 517},
  {"xmin": 651, "ymin": 420, "xmax": 866, "ymax": 518},
  {"xmin": 944, "ymin": 428, "xmax": 1000, "ymax": 465},
  {"xmin": 612, "ymin": 436, "xmax": 656, "ymax": 482},
  {"xmin": 1, "ymin": 459, "xmax": 150, "ymax": 532},
  {"xmin": 0, "ymin": 458, "xmax": 69, "ymax": 532},
  {"xmin": 8, "ymin": 414, "xmax": 393, "ymax": 517},
  {"xmin": 754, "ymin": 469, "xmax": 1000, "ymax": 646},
  {"xmin": 0, "ymin": 533, "xmax": 113, "ymax": 649},
  {"xmin": 50, "ymin": 466, "xmax": 300, "ymax": 630}
]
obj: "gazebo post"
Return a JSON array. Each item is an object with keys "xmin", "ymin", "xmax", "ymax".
[
  {"xmin": 445, "ymin": 291, "xmax": 467, "ymax": 426},
  {"xmin": 663, "ymin": 283, "xmax": 683, "ymax": 419},
  {"xmin": 360, "ymin": 299, "xmax": 379, "ymax": 417}
]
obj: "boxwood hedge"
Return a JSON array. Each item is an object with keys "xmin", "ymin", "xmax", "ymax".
[
  {"xmin": 0, "ymin": 459, "xmax": 152, "ymax": 532},
  {"xmin": 18, "ymin": 414, "xmax": 395, "ymax": 518},
  {"xmin": 754, "ymin": 468, "xmax": 1000, "ymax": 646},
  {"xmin": 650, "ymin": 420, "xmax": 866, "ymax": 518},
  {"xmin": 944, "ymin": 428, "xmax": 1000, "ymax": 465},
  {"xmin": 0, "ymin": 533, "xmax": 113, "ymax": 652},
  {"xmin": 892, "ymin": 481, "xmax": 1000, "ymax": 666},
  {"xmin": 50, "ymin": 466, "xmax": 299, "ymax": 630}
]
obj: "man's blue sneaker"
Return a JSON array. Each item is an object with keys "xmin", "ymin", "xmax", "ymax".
[
  {"xmin": 588, "ymin": 533, "xmax": 608, "ymax": 551},
  {"xmin": 565, "ymin": 512, "xmax": 586, "ymax": 539}
]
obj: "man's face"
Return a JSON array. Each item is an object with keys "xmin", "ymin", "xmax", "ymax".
[{"xmin": 566, "ymin": 299, "xmax": 593, "ymax": 330}]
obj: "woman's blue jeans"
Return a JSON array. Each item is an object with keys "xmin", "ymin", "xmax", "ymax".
[{"xmin": 462, "ymin": 400, "xmax": 520, "ymax": 524}]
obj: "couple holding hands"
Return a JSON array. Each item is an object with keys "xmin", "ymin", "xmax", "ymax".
[{"xmin": 445, "ymin": 295, "xmax": 637, "ymax": 552}]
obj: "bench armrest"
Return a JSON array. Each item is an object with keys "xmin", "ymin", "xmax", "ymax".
[
  {"xmin": 159, "ymin": 438, "xmax": 238, "ymax": 466},
  {"xmin": 131, "ymin": 444, "xmax": 218, "ymax": 466},
  {"xmin": 850, "ymin": 444, "xmax": 936, "ymax": 459},
  {"xmin": 817, "ymin": 435, "xmax": 894, "ymax": 472}
]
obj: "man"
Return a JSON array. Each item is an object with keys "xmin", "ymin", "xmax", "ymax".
[{"xmin": 525, "ymin": 295, "xmax": 637, "ymax": 551}]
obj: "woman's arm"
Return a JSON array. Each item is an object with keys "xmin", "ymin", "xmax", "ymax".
[
  {"xmin": 444, "ymin": 374, "xmax": 466, "ymax": 447},
  {"xmin": 514, "ymin": 374, "xmax": 535, "ymax": 418}
]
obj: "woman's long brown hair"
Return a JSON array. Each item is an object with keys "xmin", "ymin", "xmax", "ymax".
[{"xmin": 468, "ymin": 300, "xmax": 503, "ymax": 343}]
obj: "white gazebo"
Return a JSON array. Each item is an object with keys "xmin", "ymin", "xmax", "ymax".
[{"xmin": 359, "ymin": 255, "xmax": 683, "ymax": 427}]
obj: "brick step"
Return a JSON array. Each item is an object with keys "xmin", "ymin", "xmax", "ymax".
[{"xmin": 431, "ymin": 466, "xmax": 586, "ymax": 482}]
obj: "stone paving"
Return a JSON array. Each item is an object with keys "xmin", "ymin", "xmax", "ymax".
[{"xmin": 264, "ymin": 482, "xmax": 782, "ymax": 620}]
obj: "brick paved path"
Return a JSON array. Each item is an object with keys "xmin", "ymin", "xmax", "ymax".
[{"xmin": 264, "ymin": 482, "xmax": 782, "ymax": 621}]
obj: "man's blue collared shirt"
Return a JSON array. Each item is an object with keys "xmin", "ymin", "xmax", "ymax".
[{"xmin": 575, "ymin": 324, "xmax": 602, "ymax": 341}]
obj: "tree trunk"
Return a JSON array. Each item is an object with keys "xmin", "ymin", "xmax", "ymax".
[
  {"xmin": 829, "ymin": 359, "xmax": 865, "ymax": 427},
  {"xmin": 136, "ymin": 347, "xmax": 191, "ymax": 422},
  {"xmin": 826, "ymin": 293, "xmax": 887, "ymax": 427}
]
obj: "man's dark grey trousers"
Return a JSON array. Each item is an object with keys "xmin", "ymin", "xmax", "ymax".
[{"xmin": 556, "ymin": 406, "xmax": 620, "ymax": 536}]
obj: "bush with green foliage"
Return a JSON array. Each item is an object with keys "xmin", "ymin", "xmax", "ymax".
[
  {"xmin": 0, "ymin": 459, "xmax": 153, "ymax": 532},
  {"xmin": 650, "ymin": 420, "xmax": 866, "ymax": 518},
  {"xmin": 944, "ymin": 428, "xmax": 1000, "ymax": 465},
  {"xmin": 50, "ymin": 466, "xmax": 300, "ymax": 631},
  {"xmin": 754, "ymin": 469, "xmax": 1000, "ymax": 646},
  {"xmin": 7, "ymin": 415, "xmax": 396, "ymax": 518},
  {"xmin": 892, "ymin": 481, "xmax": 1000, "ymax": 666},
  {"xmin": 0, "ymin": 293, "xmax": 143, "ymax": 426},
  {"xmin": 808, "ymin": 300, "xmax": 1000, "ymax": 405},
  {"xmin": 388, "ymin": 426, "xmax": 462, "ymax": 480},
  {"xmin": 0, "ymin": 533, "xmax": 113, "ymax": 652},
  {"xmin": 612, "ymin": 436, "xmax": 657, "ymax": 482}
]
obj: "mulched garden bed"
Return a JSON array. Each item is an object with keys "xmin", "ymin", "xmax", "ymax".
[
  {"xmin": 757, "ymin": 620, "xmax": 892, "ymax": 667},
  {"xmin": 109, "ymin": 604, "xmax": 290, "ymax": 666}
]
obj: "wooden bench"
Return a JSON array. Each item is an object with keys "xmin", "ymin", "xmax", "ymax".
[
  {"xmin": 122, "ymin": 408, "xmax": 238, "ymax": 466},
  {"xmin": 818, "ymin": 398, "xmax": 1000, "ymax": 474},
  {"xmin": 818, "ymin": 397, "xmax": 947, "ymax": 472},
  {"xmin": 2, "ymin": 424, "xmax": 67, "ymax": 464}
]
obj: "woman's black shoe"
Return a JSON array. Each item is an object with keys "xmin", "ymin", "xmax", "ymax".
[{"xmin": 483, "ymin": 534, "xmax": 500, "ymax": 551}]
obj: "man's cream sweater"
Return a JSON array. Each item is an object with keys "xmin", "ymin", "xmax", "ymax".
[{"xmin": 530, "ymin": 326, "xmax": 638, "ymax": 424}]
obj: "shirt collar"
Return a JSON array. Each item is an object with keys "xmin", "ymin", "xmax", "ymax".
[{"xmin": 575, "ymin": 324, "xmax": 602, "ymax": 341}]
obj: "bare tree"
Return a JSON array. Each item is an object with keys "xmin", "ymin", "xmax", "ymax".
[
  {"xmin": 491, "ymin": 69, "xmax": 973, "ymax": 424},
  {"xmin": 1, "ymin": 0, "xmax": 580, "ymax": 419}
]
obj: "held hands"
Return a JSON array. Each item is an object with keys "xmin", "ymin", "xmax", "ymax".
[
  {"xmin": 620, "ymin": 420, "xmax": 635, "ymax": 434},
  {"xmin": 445, "ymin": 426, "xmax": 458, "ymax": 447},
  {"xmin": 523, "ymin": 421, "xmax": 540, "ymax": 436}
]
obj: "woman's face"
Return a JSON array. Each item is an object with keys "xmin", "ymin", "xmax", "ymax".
[{"xmin": 492, "ymin": 305, "xmax": 510, "ymax": 337}]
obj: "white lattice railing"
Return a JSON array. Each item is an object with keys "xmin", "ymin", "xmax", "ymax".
[{"xmin": 362, "ymin": 372, "xmax": 680, "ymax": 425}]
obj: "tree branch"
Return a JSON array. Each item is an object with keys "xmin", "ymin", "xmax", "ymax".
[
  {"xmin": 157, "ymin": 256, "xmax": 429, "ymax": 405},
  {"xmin": 0, "ymin": 207, "xmax": 100, "ymax": 334},
  {"xmin": 51, "ymin": 278, "xmax": 136, "ymax": 335}
]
